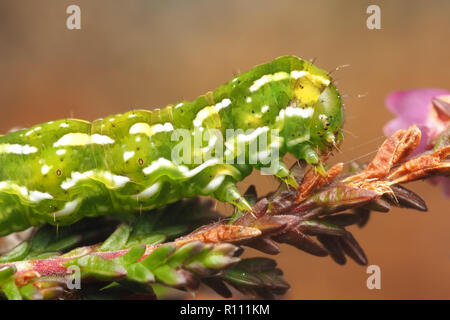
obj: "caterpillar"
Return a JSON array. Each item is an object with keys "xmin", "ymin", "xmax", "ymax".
[{"xmin": 0, "ymin": 56, "xmax": 344, "ymax": 236}]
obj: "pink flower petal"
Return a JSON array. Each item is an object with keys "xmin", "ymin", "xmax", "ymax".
[
  {"xmin": 443, "ymin": 179, "xmax": 450, "ymax": 198},
  {"xmin": 430, "ymin": 177, "xmax": 450, "ymax": 198},
  {"xmin": 385, "ymin": 89, "xmax": 450, "ymax": 199},
  {"xmin": 385, "ymin": 89, "xmax": 450, "ymax": 124},
  {"xmin": 428, "ymin": 177, "xmax": 440, "ymax": 186},
  {"xmin": 383, "ymin": 118, "xmax": 410, "ymax": 136},
  {"xmin": 384, "ymin": 121, "xmax": 431, "ymax": 155},
  {"xmin": 412, "ymin": 124, "xmax": 432, "ymax": 156}
]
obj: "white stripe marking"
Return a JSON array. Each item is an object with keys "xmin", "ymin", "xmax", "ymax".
[
  {"xmin": 0, "ymin": 144, "xmax": 38, "ymax": 155},
  {"xmin": 41, "ymin": 165, "xmax": 51, "ymax": 175},
  {"xmin": 181, "ymin": 158, "xmax": 220, "ymax": 178},
  {"xmin": 142, "ymin": 158, "xmax": 219, "ymax": 178},
  {"xmin": 61, "ymin": 171, "xmax": 94, "ymax": 190},
  {"xmin": 311, "ymin": 74, "xmax": 331, "ymax": 86},
  {"xmin": 285, "ymin": 106, "xmax": 314, "ymax": 118},
  {"xmin": 216, "ymin": 98, "xmax": 232, "ymax": 111},
  {"xmin": 291, "ymin": 70, "xmax": 307, "ymax": 79},
  {"xmin": 29, "ymin": 190, "xmax": 53, "ymax": 203},
  {"xmin": 53, "ymin": 133, "xmax": 115, "ymax": 147},
  {"xmin": 56, "ymin": 149, "xmax": 66, "ymax": 155},
  {"xmin": 287, "ymin": 136, "xmax": 310, "ymax": 147},
  {"xmin": 203, "ymin": 175, "xmax": 225, "ymax": 193},
  {"xmin": 193, "ymin": 107, "xmax": 216, "ymax": 127},
  {"xmin": 249, "ymin": 72, "xmax": 289, "ymax": 92},
  {"xmin": 53, "ymin": 199, "xmax": 80, "ymax": 217},
  {"xmin": 237, "ymin": 127, "xmax": 269, "ymax": 143},
  {"xmin": 193, "ymin": 98, "xmax": 231, "ymax": 128},
  {"xmin": 0, "ymin": 182, "xmax": 53, "ymax": 203},
  {"xmin": 91, "ymin": 134, "xmax": 115, "ymax": 145},
  {"xmin": 143, "ymin": 158, "xmax": 175, "ymax": 175},
  {"xmin": 123, "ymin": 151, "xmax": 135, "ymax": 162},
  {"xmin": 133, "ymin": 182, "xmax": 161, "ymax": 199},
  {"xmin": 103, "ymin": 171, "xmax": 130, "ymax": 188},
  {"xmin": 129, "ymin": 122, "xmax": 174, "ymax": 136},
  {"xmin": 61, "ymin": 170, "xmax": 130, "ymax": 190}
]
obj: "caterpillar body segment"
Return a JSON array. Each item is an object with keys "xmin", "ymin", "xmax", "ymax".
[{"xmin": 0, "ymin": 56, "xmax": 344, "ymax": 235}]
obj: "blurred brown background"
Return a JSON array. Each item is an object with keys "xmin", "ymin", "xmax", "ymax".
[{"xmin": 0, "ymin": 0, "xmax": 449, "ymax": 299}]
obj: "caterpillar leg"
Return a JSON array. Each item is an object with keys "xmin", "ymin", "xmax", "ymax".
[
  {"xmin": 293, "ymin": 144, "xmax": 327, "ymax": 176},
  {"xmin": 0, "ymin": 192, "xmax": 37, "ymax": 236},
  {"xmin": 271, "ymin": 161, "xmax": 299, "ymax": 188},
  {"xmin": 213, "ymin": 178, "xmax": 252, "ymax": 213}
]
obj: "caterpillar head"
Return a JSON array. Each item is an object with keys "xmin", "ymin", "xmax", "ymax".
[{"xmin": 309, "ymin": 84, "xmax": 345, "ymax": 153}]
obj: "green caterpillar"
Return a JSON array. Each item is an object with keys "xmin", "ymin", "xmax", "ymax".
[{"xmin": 0, "ymin": 56, "xmax": 344, "ymax": 236}]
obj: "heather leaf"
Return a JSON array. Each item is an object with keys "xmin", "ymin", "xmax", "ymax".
[
  {"xmin": 0, "ymin": 277, "xmax": 22, "ymax": 300},
  {"xmin": 0, "ymin": 266, "xmax": 15, "ymax": 283},
  {"xmin": 114, "ymin": 244, "xmax": 146, "ymax": 266},
  {"xmin": 99, "ymin": 224, "xmax": 132, "ymax": 252},
  {"xmin": 0, "ymin": 241, "xmax": 30, "ymax": 263},
  {"xmin": 125, "ymin": 263, "xmax": 155, "ymax": 283},
  {"xmin": 140, "ymin": 244, "xmax": 176, "ymax": 271},
  {"xmin": 70, "ymin": 255, "xmax": 127, "ymax": 281}
]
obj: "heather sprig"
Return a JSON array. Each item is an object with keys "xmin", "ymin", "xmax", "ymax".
[{"xmin": 0, "ymin": 125, "xmax": 448, "ymax": 300}]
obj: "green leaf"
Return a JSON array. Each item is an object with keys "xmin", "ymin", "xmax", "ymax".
[
  {"xmin": 236, "ymin": 258, "xmax": 277, "ymax": 272},
  {"xmin": 126, "ymin": 263, "xmax": 155, "ymax": 283},
  {"xmin": 45, "ymin": 234, "xmax": 82, "ymax": 252},
  {"xmin": 155, "ymin": 225, "xmax": 189, "ymax": 239},
  {"xmin": 28, "ymin": 252, "xmax": 61, "ymax": 260},
  {"xmin": 70, "ymin": 255, "xmax": 127, "ymax": 281},
  {"xmin": 300, "ymin": 219, "xmax": 344, "ymax": 236},
  {"xmin": 0, "ymin": 266, "xmax": 16, "ymax": 283},
  {"xmin": 116, "ymin": 279, "xmax": 156, "ymax": 298},
  {"xmin": 140, "ymin": 243, "xmax": 176, "ymax": 271},
  {"xmin": 229, "ymin": 209, "xmax": 245, "ymax": 225},
  {"xmin": 131, "ymin": 215, "xmax": 157, "ymax": 235},
  {"xmin": 99, "ymin": 224, "xmax": 132, "ymax": 252},
  {"xmin": 125, "ymin": 233, "xmax": 166, "ymax": 248},
  {"xmin": 19, "ymin": 283, "xmax": 42, "ymax": 300},
  {"xmin": 29, "ymin": 226, "xmax": 53, "ymax": 253},
  {"xmin": 0, "ymin": 277, "xmax": 22, "ymax": 300},
  {"xmin": 0, "ymin": 241, "xmax": 30, "ymax": 263},
  {"xmin": 153, "ymin": 264, "xmax": 184, "ymax": 286},
  {"xmin": 137, "ymin": 233, "xmax": 166, "ymax": 245},
  {"xmin": 61, "ymin": 246, "xmax": 93, "ymax": 258},
  {"xmin": 434, "ymin": 127, "xmax": 450, "ymax": 150},
  {"xmin": 166, "ymin": 241, "xmax": 203, "ymax": 268},
  {"xmin": 244, "ymin": 185, "xmax": 258, "ymax": 206},
  {"xmin": 220, "ymin": 258, "xmax": 289, "ymax": 295},
  {"xmin": 100, "ymin": 282, "xmax": 120, "ymax": 291},
  {"xmin": 114, "ymin": 245, "xmax": 146, "ymax": 266},
  {"xmin": 201, "ymin": 251, "xmax": 237, "ymax": 269},
  {"xmin": 222, "ymin": 269, "xmax": 262, "ymax": 287}
]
